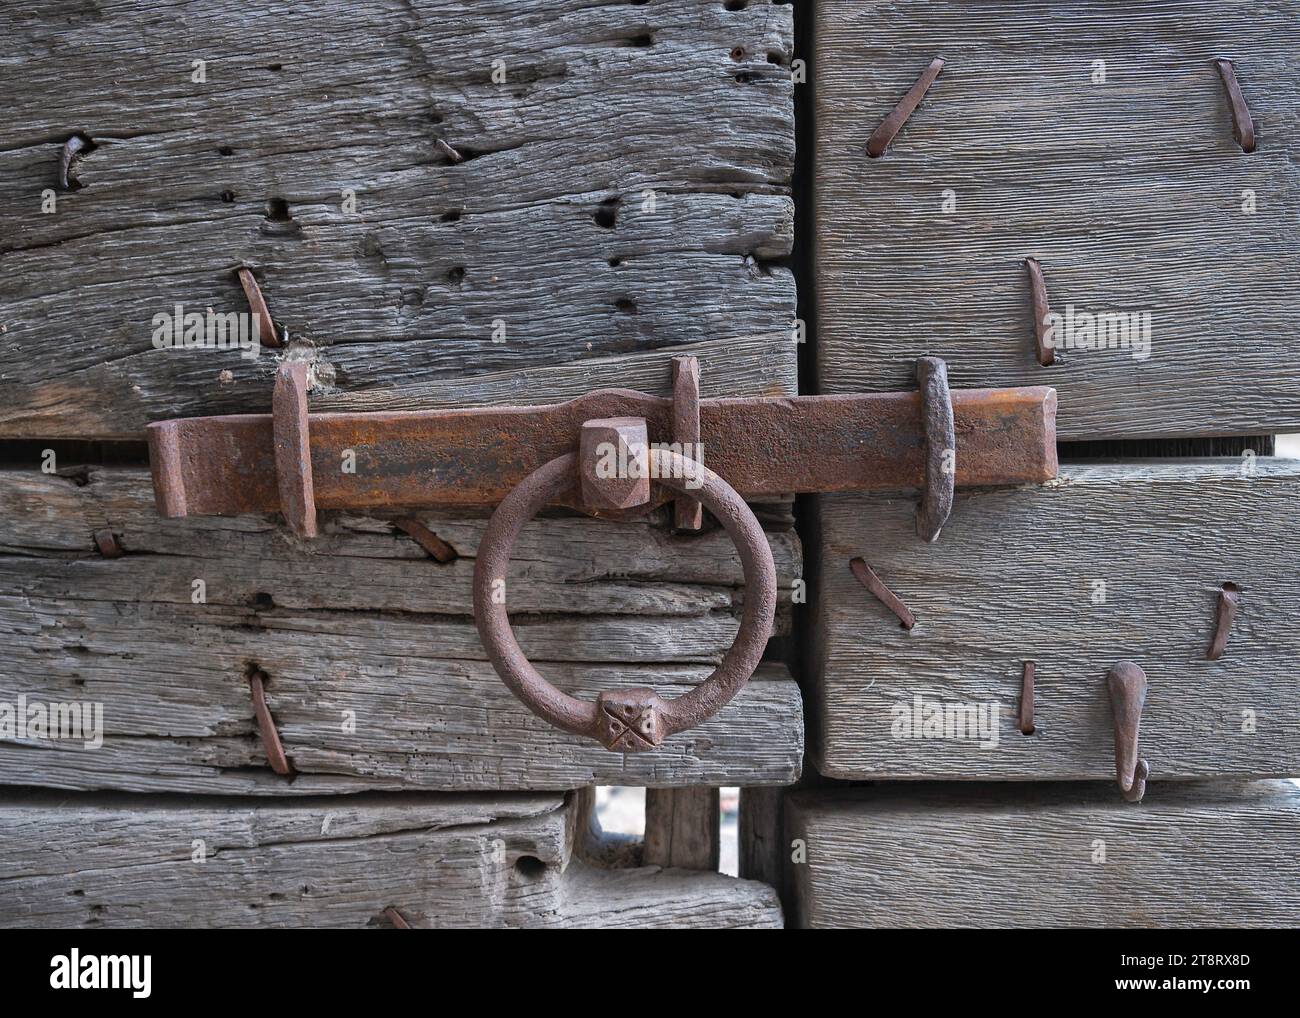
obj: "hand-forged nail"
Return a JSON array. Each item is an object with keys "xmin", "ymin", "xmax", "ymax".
[
  {"xmin": 1019, "ymin": 661, "xmax": 1036, "ymax": 735},
  {"xmin": 849, "ymin": 557, "xmax": 916, "ymax": 629},
  {"xmin": 236, "ymin": 267, "xmax": 283, "ymax": 349},
  {"xmin": 394, "ymin": 517, "xmax": 458, "ymax": 563},
  {"xmin": 60, "ymin": 135, "xmax": 87, "ymax": 191},
  {"xmin": 1025, "ymin": 258, "xmax": 1054, "ymax": 367},
  {"xmin": 1214, "ymin": 58, "xmax": 1256, "ymax": 153},
  {"xmin": 1207, "ymin": 582, "xmax": 1241, "ymax": 660},
  {"xmin": 866, "ymin": 57, "xmax": 944, "ymax": 158}
]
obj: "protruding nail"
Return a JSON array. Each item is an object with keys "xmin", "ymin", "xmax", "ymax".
[
  {"xmin": 916, "ymin": 356, "xmax": 955, "ymax": 543},
  {"xmin": 236, "ymin": 267, "xmax": 282, "ymax": 349},
  {"xmin": 1214, "ymin": 58, "xmax": 1256, "ymax": 153},
  {"xmin": 1025, "ymin": 258, "xmax": 1054, "ymax": 367},
  {"xmin": 93, "ymin": 529, "xmax": 123, "ymax": 558},
  {"xmin": 394, "ymin": 517, "xmax": 458, "ymax": 563},
  {"xmin": 866, "ymin": 57, "xmax": 944, "ymax": 158},
  {"xmin": 1207, "ymin": 582, "xmax": 1241, "ymax": 660},
  {"xmin": 248, "ymin": 668, "xmax": 294, "ymax": 776},
  {"xmin": 1019, "ymin": 661, "xmax": 1036, "ymax": 735},
  {"xmin": 383, "ymin": 906, "xmax": 412, "ymax": 929},
  {"xmin": 849, "ymin": 557, "xmax": 916, "ymax": 630},
  {"xmin": 1107, "ymin": 660, "xmax": 1148, "ymax": 803},
  {"xmin": 60, "ymin": 135, "xmax": 87, "ymax": 191},
  {"xmin": 435, "ymin": 138, "xmax": 464, "ymax": 163}
]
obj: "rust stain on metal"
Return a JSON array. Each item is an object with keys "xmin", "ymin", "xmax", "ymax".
[
  {"xmin": 671, "ymin": 355, "xmax": 703, "ymax": 531},
  {"xmin": 472, "ymin": 448, "xmax": 775, "ymax": 750},
  {"xmin": 92, "ymin": 529, "xmax": 123, "ymax": 558},
  {"xmin": 866, "ymin": 57, "xmax": 944, "ymax": 158},
  {"xmin": 272, "ymin": 361, "xmax": 318, "ymax": 537},
  {"xmin": 146, "ymin": 385, "xmax": 1057, "ymax": 519},
  {"xmin": 849, "ymin": 557, "xmax": 916, "ymax": 630},
  {"xmin": 382, "ymin": 907, "xmax": 412, "ymax": 929},
  {"xmin": 1019, "ymin": 661, "xmax": 1036, "ymax": 735},
  {"xmin": 1025, "ymin": 257, "xmax": 1054, "ymax": 367},
  {"xmin": 393, "ymin": 517, "xmax": 458, "ymax": 563},
  {"xmin": 916, "ymin": 356, "xmax": 955, "ymax": 542},
  {"xmin": 59, "ymin": 135, "xmax": 87, "ymax": 190},
  {"xmin": 1107, "ymin": 660, "xmax": 1149, "ymax": 803},
  {"xmin": 236, "ymin": 267, "xmax": 282, "ymax": 348},
  {"xmin": 1207, "ymin": 582, "xmax": 1241, "ymax": 660},
  {"xmin": 1214, "ymin": 58, "xmax": 1256, "ymax": 153},
  {"xmin": 247, "ymin": 667, "xmax": 293, "ymax": 776}
]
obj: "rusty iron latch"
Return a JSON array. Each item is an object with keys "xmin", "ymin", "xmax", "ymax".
[{"xmin": 147, "ymin": 356, "xmax": 1057, "ymax": 752}]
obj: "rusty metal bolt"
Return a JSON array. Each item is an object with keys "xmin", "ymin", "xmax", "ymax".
[{"xmin": 579, "ymin": 417, "xmax": 651, "ymax": 512}]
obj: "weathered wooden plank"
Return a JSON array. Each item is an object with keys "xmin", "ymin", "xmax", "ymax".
[
  {"xmin": 0, "ymin": 790, "xmax": 783, "ymax": 928},
  {"xmin": 0, "ymin": 0, "xmax": 795, "ymax": 437},
  {"xmin": 812, "ymin": 459, "xmax": 1300, "ymax": 780},
  {"xmin": 787, "ymin": 781, "xmax": 1300, "ymax": 928},
  {"xmin": 814, "ymin": 0, "xmax": 1300, "ymax": 438},
  {"xmin": 644, "ymin": 787, "xmax": 719, "ymax": 871},
  {"xmin": 0, "ymin": 468, "xmax": 803, "ymax": 791}
]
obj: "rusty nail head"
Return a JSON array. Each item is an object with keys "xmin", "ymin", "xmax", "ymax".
[
  {"xmin": 866, "ymin": 57, "xmax": 944, "ymax": 158},
  {"xmin": 849, "ymin": 557, "xmax": 916, "ymax": 630},
  {"xmin": 236, "ymin": 267, "xmax": 282, "ymax": 348},
  {"xmin": 248, "ymin": 668, "xmax": 293, "ymax": 776},
  {"xmin": 1214, "ymin": 58, "xmax": 1256, "ymax": 153},
  {"xmin": 93, "ymin": 529, "xmax": 123, "ymax": 558},
  {"xmin": 393, "ymin": 517, "xmax": 458, "ymax": 563},
  {"xmin": 60, "ymin": 135, "xmax": 88, "ymax": 191},
  {"xmin": 579, "ymin": 417, "xmax": 651, "ymax": 512},
  {"xmin": 1019, "ymin": 661, "xmax": 1036, "ymax": 735},
  {"xmin": 1025, "ymin": 258, "xmax": 1055, "ymax": 367},
  {"xmin": 1207, "ymin": 582, "xmax": 1241, "ymax": 660}
]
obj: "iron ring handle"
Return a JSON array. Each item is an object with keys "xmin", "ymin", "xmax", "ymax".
[{"xmin": 472, "ymin": 449, "xmax": 777, "ymax": 752}]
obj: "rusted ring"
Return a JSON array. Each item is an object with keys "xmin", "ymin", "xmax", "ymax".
[{"xmin": 473, "ymin": 449, "xmax": 776, "ymax": 752}]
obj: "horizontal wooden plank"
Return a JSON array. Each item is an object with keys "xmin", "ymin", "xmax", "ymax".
[
  {"xmin": 814, "ymin": 0, "xmax": 1300, "ymax": 438},
  {"xmin": 0, "ymin": 468, "xmax": 803, "ymax": 791},
  {"xmin": 812, "ymin": 459, "xmax": 1300, "ymax": 780},
  {"xmin": 0, "ymin": 790, "xmax": 783, "ymax": 928},
  {"xmin": 787, "ymin": 781, "xmax": 1300, "ymax": 928},
  {"xmin": 0, "ymin": 0, "xmax": 795, "ymax": 437}
]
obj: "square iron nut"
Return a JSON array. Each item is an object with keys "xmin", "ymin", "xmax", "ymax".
[
  {"xmin": 580, "ymin": 417, "xmax": 651, "ymax": 512},
  {"xmin": 596, "ymin": 687, "xmax": 667, "ymax": 752}
]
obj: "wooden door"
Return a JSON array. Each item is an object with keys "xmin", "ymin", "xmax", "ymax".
[{"xmin": 0, "ymin": 0, "xmax": 799, "ymax": 927}]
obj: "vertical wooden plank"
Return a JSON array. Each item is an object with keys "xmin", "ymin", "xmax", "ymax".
[{"xmin": 644, "ymin": 788, "xmax": 720, "ymax": 870}]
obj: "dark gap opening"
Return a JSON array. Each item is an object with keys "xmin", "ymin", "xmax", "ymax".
[
  {"xmin": 0, "ymin": 440, "xmax": 150, "ymax": 471},
  {"xmin": 1058, "ymin": 436, "xmax": 1275, "ymax": 461}
]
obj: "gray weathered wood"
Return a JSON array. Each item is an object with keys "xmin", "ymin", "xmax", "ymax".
[
  {"xmin": 812, "ymin": 459, "xmax": 1300, "ymax": 780},
  {"xmin": 644, "ymin": 787, "xmax": 719, "ymax": 870},
  {"xmin": 814, "ymin": 0, "xmax": 1300, "ymax": 438},
  {"xmin": 787, "ymin": 781, "xmax": 1300, "ymax": 928},
  {"xmin": 0, "ymin": 467, "xmax": 803, "ymax": 791},
  {"xmin": 0, "ymin": 0, "xmax": 795, "ymax": 437},
  {"xmin": 0, "ymin": 790, "xmax": 782, "ymax": 928}
]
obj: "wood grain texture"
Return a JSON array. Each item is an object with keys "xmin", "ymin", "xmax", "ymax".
[
  {"xmin": 0, "ymin": 790, "xmax": 782, "ymax": 928},
  {"xmin": 812, "ymin": 459, "xmax": 1300, "ymax": 780},
  {"xmin": 0, "ymin": 467, "xmax": 803, "ymax": 792},
  {"xmin": 814, "ymin": 0, "xmax": 1300, "ymax": 438},
  {"xmin": 787, "ymin": 781, "xmax": 1300, "ymax": 928},
  {"xmin": 0, "ymin": 0, "xmax": 795, "ymax": 437},
  {"xmin": 644, "ymin": 787, "xmax": 719, "ymax": 870}
]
